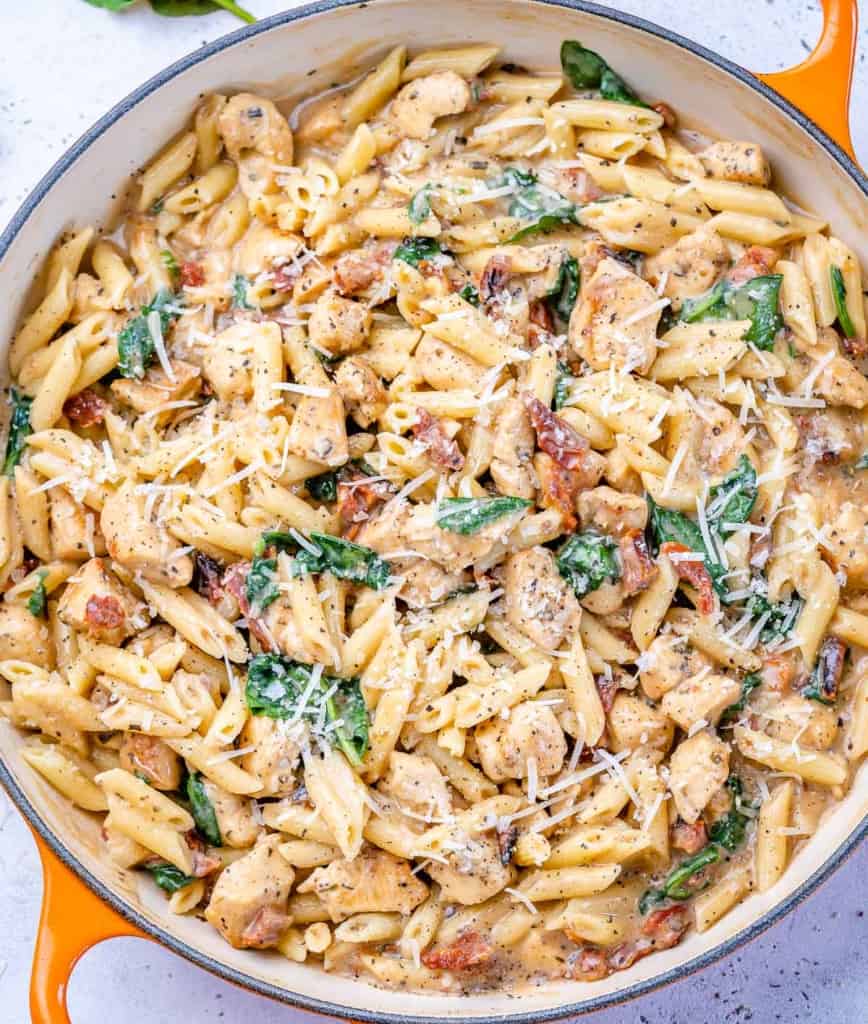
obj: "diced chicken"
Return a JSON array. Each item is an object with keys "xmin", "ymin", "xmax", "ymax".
[
  {"xmin": 0, "ymin": 601, "xmax": 53, "ymax": 668},
  {"xmin": 578, "ymin": 486, "xmax": 648, "ymax": 536},
  {"xmin": 111, "ymin": 359, "xmax": 201, "ymax": 414},
  {"xmin": 760, "ymin": 693, "xmax": 839, "ymax": 750},
  {"xmin": 644, "ymin": 226, "xmax": 728, "ymax": 310},
  {"xmin": 238, "ymin": 714, "xmax": 300, "ymax": 796},
  {"xmin": 381, "ymin": 751, "xmax": 452, "ymax": 819},
  {"xmin": 308, "ymin": 288, "xmax": 372, "ymax": 356},
  {"xmin": 569, "ymin": 257, "xmax": 661, "ymax": 374},
  {"xmin": 202, "ymin": 321, "xmax": 273, "ymax": 403},
  {"xmin": 50, "ymin": 488, "xmax": 103, "ymax": 562},
  {"xmin": 504, "ymin": 546, "xmax": 580, "ymax": 651},
  {"xmin": 204, "ymin": 835, "xmax": 294, "ymax": 949},
  {"xmin": 201, "ymin": 777, "xmax": 261, "ymax": 848},
  {"xmin": 490, "ymin": 397, "xmax": 536, "ymax": 499},
  {"xmin": 825, "ymin": 502, "xmax": 868, "ymax": 587},
  {"xmin": 334, "ymin": 356, "xmax": 387, "ymax": 428},
  {"xmin": 396, "ymin": 558, "xmax": 468, "ymax": 608},
  {"xmin": 698, "ymin": 141, "xmax": 770, "ymax": 186},
  {"xmin": 668, "ymin": 395, "xmax": 746, "ymax": 479},
  {"xmin": 119, "ymin": 734, "xmax": 182, "ymax": 791},
  {"xmin": 798, "ymin": 408, "xmax": 861, "ymax": 465},
  {"xmin": 426, "ymin": 832, "xmax": 513, "ymax": 905},
  {"xmin": 101, "ymin": 480, "xmax": 193, "ymax": 587},
  {"xmin": 660, "ymin": 672, "xmax": 742, "ymax": 731},
  {"xmin": 816, "ymin": 353, "xmax": 868, "ymax": 409},
  {"xmin": 390, "ymin": 71, "xmax": 471, "ymax": 140},
  {"xmin": 285, "ymin": 387, "xmax": 349, "ymax": 468},
  {"xmin": 57, "ymin": 557, "xmax": 145, "ymax": 645},
  {"xmin": 668, "ymin": 732, "xmax": 730, "ymax": 823},
  {"xmin": 607, "ymin": 693, "xmax": 674, "ymax": 754},
  {"xmin": 639, "ymin": 637, "xmax": 712, "ymax": 702},
  {"xmin": 475, "ymin": 700, "xmax": 567, "ymax": 782},
  {"xmin": 218, "ymin": 94, "xmax": 293, "ymax": 164},
  {"xmin": 299, "ymin": 848, "xmax": 428, "ymax": 922}
]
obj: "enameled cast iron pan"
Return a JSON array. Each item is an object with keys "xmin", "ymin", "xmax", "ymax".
[{"xmin": 0, "ymin": 1, "xmax": 865, "ymax": 1021}]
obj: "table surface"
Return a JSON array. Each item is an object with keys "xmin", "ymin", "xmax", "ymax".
[{"xmin": 0, "ymin": 1, "xmax": 866, "ymax": 1021}]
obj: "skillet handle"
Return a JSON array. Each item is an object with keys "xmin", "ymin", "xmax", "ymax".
[
  {"xmin": 756, "ymin": 0, "xmax": 859, "ymax": 162},
  {"xmin": 29, "ymin": 828, "xmax": 149, "ymax": 1024}
]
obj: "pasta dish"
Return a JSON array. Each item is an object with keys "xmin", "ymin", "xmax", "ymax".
[{"xmin": 1, "ymin": 38, "xmax": 866, "ymax": 992}]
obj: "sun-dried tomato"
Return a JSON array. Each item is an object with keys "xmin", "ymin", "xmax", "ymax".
[
  {"xmin": 411, "ymin": 408, "xmax": 465, "ymax": 471},
  {"xmin": 180, "ymin": 261, "xmax": 205, "ymax": 288},
  {"xmin": 337, "ymin": 468, "xmax": 393, "ymax": 539},
  {"xmin": 85, "ymin": 594, "xmax": 125, "ymax": 632},
  {"xmin": 480, "ymin": 254, "xmax": 511, "ymax": 302},
  {"xmin": 421, "ymin": 930, "xmax": 494, "ymax": 971},
  {"xmin": 63, "ymin": 388, "xmax": 107, "ymax": 428},
  {"xmin": 523, "ymin": 393, "xmax": 591, "ymax": 471},
  {"xmin": 535, "ymin": 452, "xmax": 580, "ymax": 531},
  {"xmin": 660, "ymin": 541, "xmax": 716, "ymax": 615},
  {"xmin": 652, "ymin": 101, "xmax": 677, "ymax": 130},
  {"xmin": 568, "ymin": 947, "xmax": 610, "ymax": 981},
  {"xmin": 595, "ymin": 675, "xmax": 619, "ymax": 714},
  {"xmin": 619, "ymin": 529, "xmax": 658, "ymax": 595},
  {"xmin": 726, "ymin": 245, "xmax": 778, "ymax": 285},
  {"xmin": 671, "ymin": 819, "xmax": 708, "ymax": 855}
]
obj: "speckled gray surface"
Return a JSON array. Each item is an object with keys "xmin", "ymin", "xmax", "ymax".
[{"xmin": 0, "ymin": 2, "xmax": 866, "ymax": 1022}]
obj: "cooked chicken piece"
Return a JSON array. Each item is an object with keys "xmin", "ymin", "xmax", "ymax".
[
  {"xmin": 238, "ymin": 714, "xmax": 300, "ymax": 796},
  {"xmin": 201, "ymin": 777, "xmax": 261, "ymax": 848},
  {"xmin": 111, "ymin": 359, "xmax": 201, "ymax": 415},
  {"xmin": 50, "ymin": 487, "xmax": 104, "ymax": 562},
  {"xmin": 475, "ymin": 700, "xmax": 567, "ymax": 782},
  {"xmin": 0, "ymin": 602, "xmax": 54, "ymax": 668},
  {"xmin": 644, "ymin": 226, "xmax": 729, "ymax": 311},
  {"xmin": 490, "ymin": 397, "xmax": 536, "ymax": 500},
  {"xmin": 203, "ymin": 321, "xmax": 279, "ymax": 402},
  {"xmin": 578, "ymin": 486, "xmax": 648, "ymax": 537},
  {"xmin": 825, "ymin": 501, "xmax": 868, "ymax": 587},
  {"xmin": 218, "ymin": 93, "xmax": 293, "ymax": 164},
  {"xmin": 101, "ymin": 480, "xmax": 193, "ymax": 587},
  {"xmin": 299, "ymin": 848, "xmax": 428, "ymax": 921},
  {"xmin": 569, "ymin": 257, "xmax": 662, "ymax": 373},
  {"xmin": 381, "ymin": 751, "xmax": 452, "ymax": 819},
  {"xmin": 757, "ymin": 693, "xmax": 839, "ymax": 750},
  {"xmin": 426, "ymin": 833, "xmax": 514, "ymax": 905},
  {"xmin": 639, "ymin": 636, "xmax": 712, "ymax": 701},
  {"xmin": 816, "ymin": 353, "xmax": 868, "ymax": 409},
  {"xmin": 607, "ymin": 693, "xmax": 674, "ymax": 754},
  {"xmin": 798, "ymin": 408, "xmax": 862, "ymax": 465},
  {"xmin": 668, "ymin": 732, "xmax": 730, "ymax": 824},
  {"xmin": 504, "ymin": 546, "xmax": 580, "ymax": 651},
  {"xmin": 390, "ymin": 71, "xmax": 471, "ymax": 140},
  {"xmin": 119, "ymin": 734, "xmax": 182, "ymax": 790},
  {"xmin": 308, "ymin": 288, "xmax": 372, "ymax": 356},
  {"xmin": 235, "ymin": 223, "xmax": 302, "ymax": 278},
  {"xmin": 660, "ymin": 672, "xmax": 742, "ymax": 731},
  {"xmin": 205, "ymin": 835, "xmax": 294, "ymax": 949},
  {"xmin": 57, "ymin": 557, "xmax": 146, "ymax": 645},
  {"xmin": 334, "ymin": 355, "xmax": 387, "ymax": 427},
  {"xmin": 103, "ymin": 823, "xmax": 150, "ymax": 869},
  {"xmin": 698, "ymin": 141, "xmax": 770, "ymax": 185},
  {"xmin": 396, "ymin": 559, "xmax": 468, "ymax": 608},
  {"xmin": 666, "ymin": 395, "xmax": 746, "ymax": 478},
  {"xmin": 285, "ymin": 386, "xmax": 349, "ymax": 468}
]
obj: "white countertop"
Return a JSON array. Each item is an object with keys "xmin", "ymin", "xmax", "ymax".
[{"xmin": 0, "ymin": 2, "xmax": 866, "ymax": 1022}]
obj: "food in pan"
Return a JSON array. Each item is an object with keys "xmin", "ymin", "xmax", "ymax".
[{"xmin": 2, "ymin": 38, "xmax": 866, "ymax": 991}]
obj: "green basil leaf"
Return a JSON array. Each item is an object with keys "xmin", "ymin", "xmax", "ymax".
[
  {"xmin": 435, "ymin": 496, "xmax": 532, "ymax": 535},
  {"xmin": 149, "ymin": 0, "xmax": 256, "ymax": 21},
  {"xmin": 3, "ymin": 389, "xmax": 33, "ymax": 476},
  {"xmin": 147, "ymin": 862, "xmax": 196, "ymax": 893},
  {"xmin": 83, "ymin": 0, "xmax": 136, "ymax": 10},
  {"xmin": 186, "ymin": 772, "xmax": 221, "ymax": 846},
  {"xmin": 830, "ymin": 265, "xmax": 857, "ymax": 338},
  {"xmin": 560, "ymin": 40, "xmax": 645, "ymax": 106},
  {"xmin": 556, "ymin": 531, "xmax": 620, "ymax": 600}
]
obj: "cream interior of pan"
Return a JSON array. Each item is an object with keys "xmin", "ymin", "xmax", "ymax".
[{"xmin": 1, "ymin": 0, "xmax": 866, "ymax": 1017}]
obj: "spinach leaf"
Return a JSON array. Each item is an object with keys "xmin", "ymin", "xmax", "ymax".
[
  {"xmin": 855, "ymin": 452, "xmax": 868, "ymax": 471},
  {"xmin": 721, "ymin": 672, "xmax": 761, "ymax": 723},
  {"xmin": 231, "ymin": 273, "xmax": 253, "ymax": 310},
  {"xmin": 394, "ymin": 237, "xmax": 446, "ymax": 267},
  {"xmin": 245, "ymin": 654, "xmax": 369, "ymax": 766},
  {"xmin": 459, "ymin": 283, "xmax": 481, "ymax": 307},
  {"xmin": 639, "ymin": 845, "xmax": 720, "ymax": 914},
  {"xmin": 306, "ymin": 471, "xmax": 338, "ymax": 502},
  {"xmin": 647, "ymin": 498, "xmax": 728, "ymax": 598},
  {"xmin": 26, "ymin": 570, "xmax": 48, "ymax": 618},
  {"xmin": 507, "ymin": 183, "xmax": 579, "ymax": 242},
  {"xmin": 553, "ymin": 362, "xmax": 573, "ymax": 411},
  {"xmin": 708, "ymin": 776, "xmax": 753, "ymax": 851},
  {"xmin": 560, "ymin": 40, "xmax": 645, "ymax": 106},
  {"xmin": 83, "ymin": 0, "xmax": 135, "ymax": 9},
  {"xmin": 186, "ymin": 772, "xmax": 221, "ymax": 846},
  {"xmin": 245, "ymin": 557, "xmax": 279, "ymax": 615},
  {"xmin": 556, "ymin": 531, "xmax": 620, "ymax": 599},
  {"xmin": 149, "ymin": 0, "xmax": 256, "ymax": 21},
  {"xmin": 500, "ymin": 166, "xmax": 538, "ymax": 189},
  {"xmin": 435, "ymin": 496, "xmax": 532, "ymax": 535},
  {"xmin": 744, "ymin": 591, "xmax": 803, "ymax": 642},
  {"xmin": 708, "ymin": 455, "xmax": 757, "ymax": 535},
  {"xmin": 299, "ymin": 532, "xmax": 391, "ymax": 589},
  {"xmin": 408, "ymin": 184, "xmax": 434, "ymax": 224},
  {"xmin": 830, "ymin": 265, "xmax": 857, "ymax": 338},
  {"xmin": 147, "ymin": 862, "xmax": 196, "ymax": 893},
  {"xmin": 546, "ymin": 255, "xmax": 580, "ymax": 325},
  {"xmin": 3, "ymin": 389, "xmax": 33, "ymax": 476},
  {"xmin": 161, "ymin": 249, "xmax": 180, "ymax": 284},
  {"xmin": 117, "ymin": 289, "xmax": 181, "ymax": 379},
  {"xmin": 680, "ymin": 275, "xmax": 783, "ymax": 351}
]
